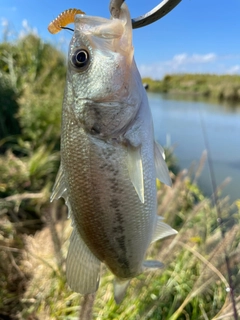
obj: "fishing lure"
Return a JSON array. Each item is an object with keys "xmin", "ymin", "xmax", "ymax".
[{"xmin": 48, "ymin": 8, "xmax": 85, "ymax": 34}]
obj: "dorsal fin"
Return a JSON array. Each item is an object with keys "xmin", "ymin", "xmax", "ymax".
[{"xmin": 152, "ymin": 217, "xmax": 177, "ymax": 243}]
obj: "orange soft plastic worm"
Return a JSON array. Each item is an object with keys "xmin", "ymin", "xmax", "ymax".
[{"xmin": 48, "ymin": 8, "xmax": 85, "ymax": 34}]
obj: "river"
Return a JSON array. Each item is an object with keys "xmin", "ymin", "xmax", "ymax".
[{"xmin": 148, "ymin": 92, "xmax": 240, "ymax": 203}]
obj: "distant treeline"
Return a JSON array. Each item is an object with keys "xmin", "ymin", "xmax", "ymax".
[{"xmin": 142, "ymin": 74, "xmax": 240, "ymax": 102}]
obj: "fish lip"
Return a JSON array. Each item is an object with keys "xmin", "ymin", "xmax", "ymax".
[{"xmin": 74, "ymin": 14, "xmax": 112, "ymax": 25}]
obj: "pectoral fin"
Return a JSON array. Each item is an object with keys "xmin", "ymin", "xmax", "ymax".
[
  {"xmin": 154, "ymin": 142, "xmax": 172, "ymax": 187},
  {"xmin": 50, "ymin": 163, "xmax": 67, "ymax": 201},
  {"xmin": 113, "ymin": 278, "xmax": 131, "ymax": 304},
  {"xmin": 127, "ymin": 145, "xmax": 144, "ymax": 203},
  {"xmin": 66, "ymin": 229, "xmax": 101, "ymax": 294},
  {"xmin": 51, "ymin": 163, "xmax": 72, "ymax": 218},
  {"xmin": 152, "ymin": 217, "xmax": 178, "ymax": 243}
]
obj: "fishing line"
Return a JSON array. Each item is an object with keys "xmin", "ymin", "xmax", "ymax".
[
  {"xmin": 198, "ymin": 105, "xmax": 238, "ymax": 320},
  {"xmin": 61, "ymin": 26, "xmax": 74, "ymax": 32}
]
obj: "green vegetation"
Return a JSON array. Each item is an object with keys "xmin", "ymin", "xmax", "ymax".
[
  {"xmin": 0, "ymin": 34, "xmax": 65, "ymax": 151},
  {"xmin": 143, "ymin": 74, "xmax": 240, "ymax": 103},
  {"xmin": 0, "ymin": 34, "xmax": 240, "ymax": 319}
]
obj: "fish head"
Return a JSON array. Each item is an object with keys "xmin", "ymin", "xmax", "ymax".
[
  {"xmin": 64, "ymin": 4, "xmax": 143, "ymax": 137},
  {"xmin": 69, "ymin": 4, "xmax": 134, "ymax": 101}
]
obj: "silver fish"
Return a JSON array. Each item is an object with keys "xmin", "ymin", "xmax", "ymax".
[{"xmin": 51, "ymin": 3, "xmax": 177, "ymax": 303}]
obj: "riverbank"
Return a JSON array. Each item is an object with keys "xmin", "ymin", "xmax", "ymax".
[{"xmin": 142, "ymin": 74, "xmax": 240, "ymax": 103}]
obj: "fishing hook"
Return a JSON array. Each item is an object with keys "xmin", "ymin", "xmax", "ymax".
[{"xmin": 109, "ymin": 0, "xmax": 182, "ymax": 29}]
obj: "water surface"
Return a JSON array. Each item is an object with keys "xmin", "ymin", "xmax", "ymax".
[{"xmin": 148, "ymin": 93, "xmax": 240, "ymax": 203}]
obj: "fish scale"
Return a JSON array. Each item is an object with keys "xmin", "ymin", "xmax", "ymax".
[
  {"xmin": 63, "ymin": 123, "xmax": 154, "ymax": 274},
  {"xmin": 51, "ymin": 3, "xmax": 177, "ymax": 303}
]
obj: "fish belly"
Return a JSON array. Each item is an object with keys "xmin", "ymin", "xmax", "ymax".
[{"xmin": 62, "ymin": 117, "xmax": 156, "ymax": 279}]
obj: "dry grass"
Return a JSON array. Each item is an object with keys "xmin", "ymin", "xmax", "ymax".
[{"xmin": 0, "ymin": 167, "xmax": 237, "ymax": 319}]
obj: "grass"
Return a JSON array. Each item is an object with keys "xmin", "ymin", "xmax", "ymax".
[
  {"xmin": 142, "ymin": 74, "xmax": 240, "ymax": 103},
  {"xmin": 1, "ymin": 161, "xmax": 239, "ymax": 319}
]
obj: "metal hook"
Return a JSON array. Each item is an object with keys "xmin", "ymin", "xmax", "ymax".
[{"xmin": 109, "ymin": 0, "xmax": 182, "ymax": 29}]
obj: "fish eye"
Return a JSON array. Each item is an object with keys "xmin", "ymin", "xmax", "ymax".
[{"xmin": 71, "ymin": 48, "xmax": 90, "ymax": 69}]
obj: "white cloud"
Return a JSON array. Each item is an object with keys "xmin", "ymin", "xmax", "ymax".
[
  {"xmin": 166, "ymin": 53, "xmax": 217, "ymax": 68},
  {"xmin": 0, "ymin": 17, "xmax": 15, "ymax": 40},
  {"xmin": 1, "ymin": 17, "xmax": 8, "ymax": 27},
  {"xmin": 137, "ymin": 52, "xmax": 240, "ymax": 79},
  {"xmin": 226, "ymin": 65, "xmax": 240, "ymax": 74},
  {"xmin": 22, "ymin": 19, "xmax": 29, "ymax": 29},
  {"xmin": 19, "ymin": 19, "xmax": 38, "ymax": 38},
  {"xmin": 187, "ymin": 53, "xmax": 216, "ymax": 63},
  {"xmin": 171, "ymin": 53, "xmax": 187, "ymax": 65},
  {"xmin": 139, "ymin": 53, "xmax": 218, "ymax": 79}
]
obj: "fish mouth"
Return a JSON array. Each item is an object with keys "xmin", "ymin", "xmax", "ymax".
[
  {"xmin": 73, "ymin": 3, "xmax": 132, "ymax": 55},
  {"xmin": 74, "ymin": 14, "xmax": 125, "ymax": 40},
  {"xmin": 74, "ymin": 15, "xmax": 111, "ymax": 25}
]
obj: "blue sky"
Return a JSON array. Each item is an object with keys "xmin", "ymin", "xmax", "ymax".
[{"xmin": 1, "ymin": 0, "xmax": 240, "ymax": 79}]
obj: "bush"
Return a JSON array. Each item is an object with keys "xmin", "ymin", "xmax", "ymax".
[{"xmin": 0, "ymin": 74, "xmax": 21, "ymax": 148}]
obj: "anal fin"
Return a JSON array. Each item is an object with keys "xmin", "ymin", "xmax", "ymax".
[
  {"xmin": 152, "ymin": 217, "xmax": 178, "ymax": 243},
  {"xmin": 66, "ymin": 229, "xmax": 101, "ymax": 294},
  {"xmin": 50, "ymin": 163, "xmax": 67, "ymax": 201},
  {"xmin": 127, "ymin": 145, "xmax": 144, "ymax": 203}
]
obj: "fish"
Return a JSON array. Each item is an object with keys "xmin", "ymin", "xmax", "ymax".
[{"xmin": 50, "ymin": 3, "xmax": 177, "ymax": 304}]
